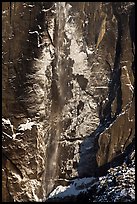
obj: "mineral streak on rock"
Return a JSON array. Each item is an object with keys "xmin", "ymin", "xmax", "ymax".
[{"xmin": 2, "ymin": 2, "xmax": 135, "ymax": 202}]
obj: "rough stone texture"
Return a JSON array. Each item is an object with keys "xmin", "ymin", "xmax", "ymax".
[{"xmin": 2, "ymin": 2, "xmax": 135, "ymax": 202}]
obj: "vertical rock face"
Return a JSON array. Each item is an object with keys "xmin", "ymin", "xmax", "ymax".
[{"xmin": 2, "ymin": 2, "xmax": 135, "ymax": 202}]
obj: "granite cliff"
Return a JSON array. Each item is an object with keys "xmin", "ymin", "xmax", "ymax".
[{"xmin": 2, "ymin": 2, "xmax": 135, "ymax": 202}]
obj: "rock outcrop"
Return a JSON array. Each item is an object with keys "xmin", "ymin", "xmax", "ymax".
[
  {"xmin": 46, "ymin": 147, "xmax": 135, "ymax": 202},
  {"xmin": 2, "ymin": 2, "xmax": 135, "ymax": 202}
]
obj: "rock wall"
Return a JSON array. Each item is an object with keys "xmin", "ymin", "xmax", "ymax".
[{"xmin": 2, "ymin": 2, "xmax": 135, "ymax": 202}]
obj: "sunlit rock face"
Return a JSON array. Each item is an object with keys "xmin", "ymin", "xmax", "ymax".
[{"xmin": 2, "ymin": 2, "xmax": 135, "ymax": 202}]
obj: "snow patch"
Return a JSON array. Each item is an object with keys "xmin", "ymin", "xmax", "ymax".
[
  {"xmin": 2, "ymin": 118, "xmax": 11, "ymax": 125},
  {"xmin": 18, "ymin": 119, "xmax": 35, "ymax": 131},
  {"xmin": 86, "ymin": 47, "xmax": 94, "ymax": 55},
  {"xmin": 48, "ymin": 177, "xmax": 95, "ymax": 199},
  {"xmin": 2, "ymin": 117, "xmax": 16, "ymax": 139}
]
